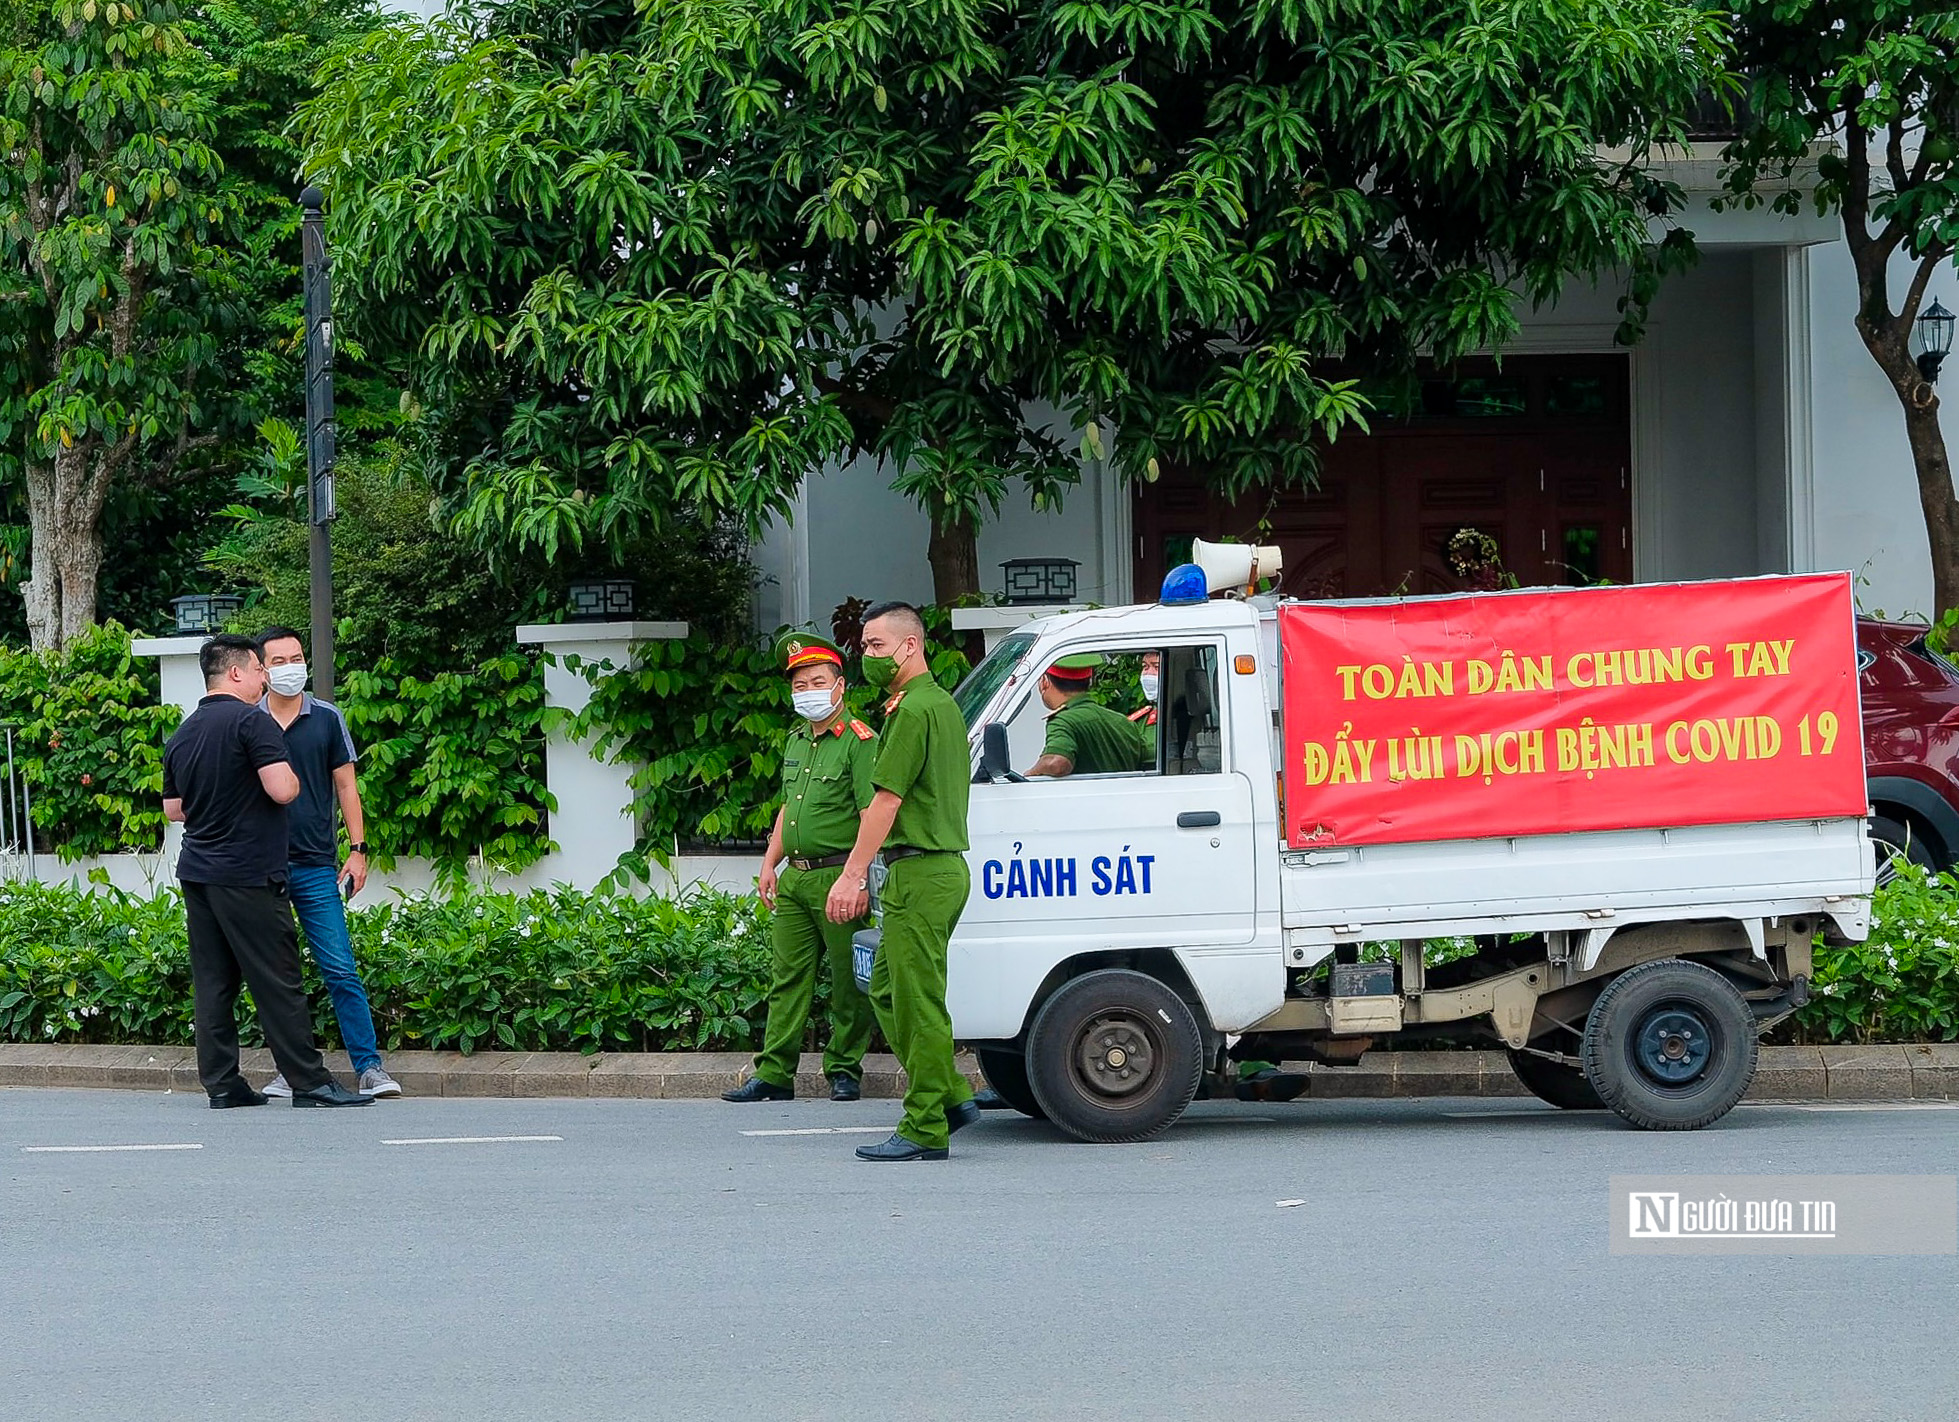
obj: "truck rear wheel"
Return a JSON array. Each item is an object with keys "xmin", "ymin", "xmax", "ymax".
[
  {"xmin": 1580, "ymin": 959, "xmax": 1758, "ymax": 1131},
  {"xmin": 974, "ymin": 1046, "xmax": 1046, "ymax": 1120},
  {"xmin": 1026, "ymin": 969, "xmax": 1202, "ymax": 1143},
  {"xmin": 1506, "ymin": 1048, "xmax": 1605, "ymax": 1110}
]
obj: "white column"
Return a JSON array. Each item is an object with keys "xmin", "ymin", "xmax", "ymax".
[
  {"xmin": 131, "ymin": 634, "xmax": 210, "ymax": 870},
  {"xmin": 513, "ymin": 621, "xmax": 689, "ymax": 885},
  {"xmin": 130, "ymin": 635, "xmax": 213, "ymax": 720}
]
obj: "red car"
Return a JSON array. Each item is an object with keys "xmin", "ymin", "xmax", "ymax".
[{"xmin": 1859, "ymin": 617, "xmax": 1959, "ymax": 880}]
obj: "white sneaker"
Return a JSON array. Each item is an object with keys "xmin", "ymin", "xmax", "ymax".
[
  {"xmin": 262, "ymin": 1074, "xmax": 293, "ymax": 1099},
  {"xmin": 358, "ymin": 1067, "xmax": 402, "ymax": 1098}
]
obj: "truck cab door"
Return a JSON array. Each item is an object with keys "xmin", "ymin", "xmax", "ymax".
[{"xmin": 953, "ymin": 641, "xmax": 1260, "ymax": 1039}]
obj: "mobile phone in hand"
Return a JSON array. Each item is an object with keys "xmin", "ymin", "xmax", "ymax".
[{"xmin": 340, "ymin": 874, "xmax": 356, "ymax": 902}]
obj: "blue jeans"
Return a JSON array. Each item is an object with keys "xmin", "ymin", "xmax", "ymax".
[{"xmin": 287, "ymin": 864, "xmax": 382, "ymax": 1075}]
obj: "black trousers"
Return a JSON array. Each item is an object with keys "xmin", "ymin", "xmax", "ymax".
[{"xmin": 183, "ymin": 879, "xmax": 330, "ymax": 1096}]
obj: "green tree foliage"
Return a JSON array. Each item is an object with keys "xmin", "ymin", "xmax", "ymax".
[
  {"xmin": 0, "ymin": 1, "xmax": 233, "ymax": 650},
  {"xmin": 1722, "ymin": 6, "xmax": 1959, "ymax": 618},
  {"xmin": 304, "ymin": 0, "xmax": 1719, "ymax": 599},
  {"xmin": 0, "ymin": 0, "xmax": 384, "ymax": 650}
]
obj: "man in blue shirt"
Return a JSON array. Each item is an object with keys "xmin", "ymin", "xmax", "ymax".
[{"xmin": 254, "ymin": 627, "xmax": 400, "ymax": 1099}]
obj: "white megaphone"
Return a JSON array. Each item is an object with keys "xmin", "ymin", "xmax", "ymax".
[{"xmin": 1191, "ymin": 537, "xmax": 1283, "ymax": 595}]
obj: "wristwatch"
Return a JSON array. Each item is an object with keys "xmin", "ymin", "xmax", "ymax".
[{"xmin": 348, "ymin": 842, "xmax": 369, "ymax": 855}]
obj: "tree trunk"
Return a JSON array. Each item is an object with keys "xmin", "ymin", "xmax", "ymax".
[
  {"xmin": 926, "ymin": 508, "xmax": 984, "ymax": 661},
  {"xmin": 21, "ymin": 449, "xmax": 108, "ymax": 653},
  {"xmin": 1899, "ymin": 387, "xmax": 1959, "ymax": 621}
]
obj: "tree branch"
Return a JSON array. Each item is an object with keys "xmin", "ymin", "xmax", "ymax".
[
  {"xmin": 1885, "ymin": 116, "xmax": 1909, "ymax": 197},
  {"xmin": 1900, "ymin": 244, "xmax": 1956, "ymax": 337}
]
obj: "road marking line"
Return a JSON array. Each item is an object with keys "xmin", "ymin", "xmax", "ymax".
[
  {"xmin": 381, "ymin": 1135, "xmax": 563, "ymax": 1146},
  {"xmin": 1441, "ymin": 1102, "xmax": 1959, "ymax": 1120},
  {"xmin": 741, "ymin": 1126, "xmax": 897, "ymax": 1137},
  {"xmin": 1776, "ymin": 1102, "xmax": 1959, "ymax": 1112},
  {"xmin": 21, "ymin": 1143, "xmax": 203, "ymax": 1153}
]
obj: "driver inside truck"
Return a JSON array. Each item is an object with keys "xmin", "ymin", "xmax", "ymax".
[{"xmin": 1024, "ymin": 654, "xmax": 1154, "ymax": 778}]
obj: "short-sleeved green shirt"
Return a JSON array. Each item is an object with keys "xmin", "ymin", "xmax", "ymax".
[
  {"xmin": 871, "ymin": 672, "xmax": 971, "ymax": 853},
  {"xmin": 1042, "ymin": 695, "xmax": 1152, "ymax": 775},
  {"xmin": 779, "ymin": 716, "xmax": 879, "ymax": 857}
]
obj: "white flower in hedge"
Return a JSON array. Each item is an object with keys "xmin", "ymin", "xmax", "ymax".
[{"xmin": 519, "ymin": 925, "xmax": 532, "ymax": 938}]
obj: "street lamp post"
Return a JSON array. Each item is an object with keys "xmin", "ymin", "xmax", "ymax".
[{"xmin": 300, "ymin": 185, "xmax": 337, "ymax": 700}]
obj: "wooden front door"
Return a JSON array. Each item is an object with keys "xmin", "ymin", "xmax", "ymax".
[{"xmin": 1133, "ymin": 355, "xmax": 1633, "ymax": 600}]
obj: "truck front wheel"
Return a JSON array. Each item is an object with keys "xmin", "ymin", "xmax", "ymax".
[
  {"xmin": 1026, "ymin": 969, "xmax": 1203, "ymax": 1143},
  {"xmin": 974, "ymin": 1046, "xmax": 1046, "ymax": 1120},
  {"xmin": 1580, "ymin": 959, "xmax": 1758, "ymax": 1130}
]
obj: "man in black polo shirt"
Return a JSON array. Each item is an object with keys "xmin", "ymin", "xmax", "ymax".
[{"xmin": 162, "ymin": 634, "xmax": 369, "ymax": 1109}]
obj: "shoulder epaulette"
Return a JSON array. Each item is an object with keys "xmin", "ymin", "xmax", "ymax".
[
  {"xmin": 848, "ymin": 718, "xmax": 874, "ymax": 741},
  {"xmin": 883, "ymin": 691, "xmax": 906, "ymax": 714}
]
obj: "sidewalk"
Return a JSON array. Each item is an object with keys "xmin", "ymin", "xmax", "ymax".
[{"xmin": 2, "ymin": 1043, "xmax": 1954, "ymax": 1100}]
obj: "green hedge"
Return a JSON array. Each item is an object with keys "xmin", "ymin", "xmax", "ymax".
[
  {"xmin": 2, "ymin": 871, "xmax": 1957, "ymax": 1055},
  {"xmin": 0, "ymin": 625, "xmax": 177, "ymax": 856},
  {"xmin": 0, "ymin": 882, "xmax": 776, "ymax": 1055}
]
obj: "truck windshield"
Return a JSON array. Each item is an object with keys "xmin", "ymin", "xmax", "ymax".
[{"xmin": 953, "ymin": 632, "xmax": 1036, "ymax": 728}]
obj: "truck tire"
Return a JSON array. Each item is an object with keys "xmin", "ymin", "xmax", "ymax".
[
  {"xmin": 1580, "ymin": 959, "xmax": 1758, "ymax": 1131},
  {"xmin": 1505, "ymin": 1048, "xmax": 1605, "ymax": 1110},
  {"xmin": 974, "ymin": 1046, "xmax": 1046, "ymax": 1120},
  {"xmin": 1026, "ymin": 969, "xmax": 1203, "ymax": 1143},
  {"xmin": 1869, "ymin": 813, "xmax": 1936, "ymax": 887}
]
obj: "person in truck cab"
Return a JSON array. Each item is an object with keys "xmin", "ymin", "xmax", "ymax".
[
  {"xmin": 1127, "ymin": 649, "xmax": 1160, "ymax": 728},
  {"xmin": 1025, "ymin": 654, "xmax": 1153, "ymax": 777}
]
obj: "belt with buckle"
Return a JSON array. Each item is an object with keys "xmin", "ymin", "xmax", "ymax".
[
  {"xmin": 785, "ymin": 852, "xmax": 851, "ymax": 872},
  {"xmin": 882, "ymin": 846, "xmax": 952, "ymax": 865}
]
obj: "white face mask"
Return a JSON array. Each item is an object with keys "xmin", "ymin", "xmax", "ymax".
[
  {"xmin": 792, "ymin": 686, "xmax": 840, "ymax": 722},
  {"xmin": 267, "ymin": 663, "xmax": 308, "ymax": 697},
  {"xmin": 1140, "ymin": 671, "xmax": 1160, "ymax": 704}
]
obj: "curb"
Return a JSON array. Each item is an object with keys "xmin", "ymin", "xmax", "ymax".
[{"xmin": 2, "ymin": 1043, "xmax": 1956, "ymax": 1101}]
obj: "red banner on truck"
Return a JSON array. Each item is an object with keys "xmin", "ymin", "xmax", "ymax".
[{"xmin": 1279, "ymin": 573, "xmax": 1866, "ymax": 848}]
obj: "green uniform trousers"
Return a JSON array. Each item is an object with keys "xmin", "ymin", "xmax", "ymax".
[
  {"xmin": 752, "ymin": 864, "xmax": 875, "ymax": 1088},
  {"xmin": 870, "ymin": 853, "xmax": 975, "ymax": 1149}
]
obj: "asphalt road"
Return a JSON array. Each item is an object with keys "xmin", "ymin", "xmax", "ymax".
[{"xmin": 3, "ymin": 1087, "xmax": 1955, "ymax": 1421}]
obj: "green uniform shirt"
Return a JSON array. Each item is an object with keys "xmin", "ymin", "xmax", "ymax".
[
  {"xmin": 1042, "ymin": 695, "xmax": 1152, "ymax": 775},
  {"xmin": 779, "ymin": 717, "xmax": 879, "ymax": 857},
  {"xmin": 872, "ymin": 672, "xmax": 971, "ymax": 853}
]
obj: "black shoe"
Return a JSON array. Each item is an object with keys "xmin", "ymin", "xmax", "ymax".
[
  {"xmin": 209, "ymin": 1086, "xmax": 268, "ymax": 1109},
  {"xmin": 291, "ymin": 1080, "xmax": 373, "ymax": 1107},
  {"xmin": 946, "ymin": 1097, "xmax": 982, "ymax": 1134},
  {"xmin": 829, "ymin": 1073, "xmax": 861, "ymax": 1102},
  {"xmin": 973, "ymin": 1086, "xmax": 1011, "ymax": 1111},
  {"xmin": 722, "ymin": 1076, "xmax": 794, "ymax": 1103},
  {"xmin": 1233, "ymin": 1068, "xmax": 1309, "ymax": 1103},
  {"xmin": 855, "ymin": 1133, "xmax": 948, "ymax": 1162}
]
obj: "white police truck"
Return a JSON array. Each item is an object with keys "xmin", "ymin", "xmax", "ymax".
[{"xmin": 942, "ymin": 544, "xmax": 1873, "ymax": 1143}]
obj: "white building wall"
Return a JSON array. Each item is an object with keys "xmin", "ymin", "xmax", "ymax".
[
  {"xmin": 754, "ymin": 404, "xmax": 1122, "ymax": 632},
  {"xmin": 1804, "ymin": 244, "xmax": 1938, "ymax": 619}
]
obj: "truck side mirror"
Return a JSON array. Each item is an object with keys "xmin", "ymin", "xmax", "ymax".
[{"xmin": 978, "ymin": 722, "xmax": 1026, "ymax": 784}]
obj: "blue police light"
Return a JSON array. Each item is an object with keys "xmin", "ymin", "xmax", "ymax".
[{"xmin": 1159, "ymin": 563, "xmax": 1209, "ymax": 605}]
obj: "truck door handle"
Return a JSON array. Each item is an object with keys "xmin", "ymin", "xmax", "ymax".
[{"xmin": 1177, "ymin": 811, "xmax": 1222, "ymax": 828}]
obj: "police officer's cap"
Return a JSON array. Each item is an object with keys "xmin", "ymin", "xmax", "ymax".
[
  {"xmin": 1045, "ymin": 652, "xmax": 1103, "ymax": 686},
  {"xmin": 774, "ymin": 629, "xmax": 845, "ymax": 675}
]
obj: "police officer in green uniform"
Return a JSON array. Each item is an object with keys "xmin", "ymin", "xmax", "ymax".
[
  {"xmin": 1026, "ymin": 654, "xmax": 1153, "ymax": 777},
  {"xmin": 723, "ymin": 631, "xmax": 879, "ymax": 1104},
  {"xmin": 826, "ymin": 601, "xmax": 981, "ymax": 1161}
]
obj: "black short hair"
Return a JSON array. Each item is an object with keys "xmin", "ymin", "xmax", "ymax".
[
  {"xmin": 256, "ymin": 625, "xmax": 306, "ymax": 657},
  {"xmin": 200, "ymin": 634, "xmax": 263, "ymax": 686},
  {"xmin": 861, "ymin": 600, "xmax": 925, "ymax": 641}
]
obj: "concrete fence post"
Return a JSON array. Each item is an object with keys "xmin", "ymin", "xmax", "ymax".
[{"xmin": 513, "ymin": 621, "xmax": 689, "ymax": 884}]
